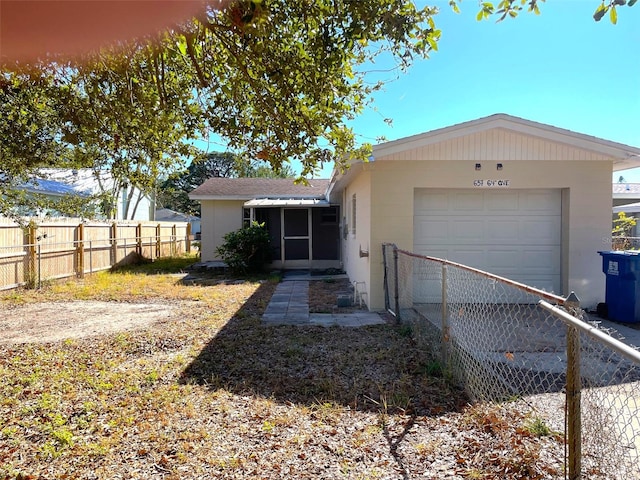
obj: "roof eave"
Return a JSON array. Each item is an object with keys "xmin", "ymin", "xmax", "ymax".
[{"xmin": 189, "ymin": 194, "xmax": 328, "ymax": 201}]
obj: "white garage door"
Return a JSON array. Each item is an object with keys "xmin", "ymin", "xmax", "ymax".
[{"xmin": 413, "ymin": 189, "xmax": 561, "ymax": 295}]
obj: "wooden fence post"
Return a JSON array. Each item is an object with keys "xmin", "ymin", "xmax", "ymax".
[
  {"xmin": 186, "ymin": 222, "xmax": 191, "ymax": 253},
  {"xmin": 26, "ymin": 221, "xmax": 37, "ymax": 288},
  {"xmin": 172, "ymin": 224, "xmax": 177, "ymax": 255},
  {"xmin": 77, "ymin": 222, "xmax": 85, "ymax": 278},
  {"xmin": 111, "ymin": 223, "xmax": 118, "ymax": 265},
  {"xmin": 156, "ymin": 223, "xmax": 162, "ymax": 259},
  {"xmin": 136, "ymin": 223, "xmax": 142, "ymax": 256}
]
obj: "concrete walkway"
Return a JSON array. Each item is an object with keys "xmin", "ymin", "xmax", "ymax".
[{"xmin": 262, "ymin": 280, "xmax": 386, "ymax": 327}]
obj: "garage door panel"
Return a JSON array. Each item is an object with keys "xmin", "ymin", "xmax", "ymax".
[
  {"xmin": 452, "ymin": 192, "xmax": 484, "ymax": 211},
  {"xmin": 453, "ymin": 220, "xmax": 483, "ymax": 239},
  {"xmin": 415, "ymin": 219, "xmax": 449, "ymax": 241},
  {"xmin": 522, "ymin": 218, "xmax": 561, "ymax": 243},
  {"xmin": 413, "ymin": 189, "xmax": 561, "ymax": 299},
  {"xmin": 521, "ymin": 191, "xmax": 561, "ymax": 213},
  {"xmin": 415, "ymin": 191, "xmax": 449, "ymax": 213},
  {"xmin": 519, "ymin": 247, "xmax": 561, "ymax": 269},
  {"xmin": 486, "ymin": 220, "xmax": 520, "ymax": 242},
  {"xmin": 486, "ymin": 192, "xmax": 520, "ymax": 211},
  {"xmin": 486, "ymin": 249, "xmax": 522, "ymax": 269}
]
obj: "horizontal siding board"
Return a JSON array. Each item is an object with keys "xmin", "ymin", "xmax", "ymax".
[{"xmin": 377, "ymin": 129, "xmax": 613, "ymax": 162}]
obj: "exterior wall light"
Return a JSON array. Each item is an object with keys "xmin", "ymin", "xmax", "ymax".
[
  {"xmin": 475, "ymin": 163, "xmax": 481, "ymax": 171},
  {"xmin": 497, "ymin": 163, "xmax": 503, "ymax": 170}
]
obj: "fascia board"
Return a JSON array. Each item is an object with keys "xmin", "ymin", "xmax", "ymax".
[{"xmin": 188, "ymin": 195, "xmax": 253, "ymax": 201}]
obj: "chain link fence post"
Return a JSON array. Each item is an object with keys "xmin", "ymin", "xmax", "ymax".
[
  {"xmin": 566, "ymin": 323, "xmax": 582, "ymax": 480},
  {"xmin": 393, "ymin": 245, "xmax": 400, "ymax": 323},
  {"xmin": 441, "ymin": 263, "xmax": 449, "ymax": 368},
  {"xmin": 382, "ymin": 244, "xmax": 390, "ymax": 312},
  {"xmin": 565, "ymin": 292, "xmax": 582, "ymax": 480}
]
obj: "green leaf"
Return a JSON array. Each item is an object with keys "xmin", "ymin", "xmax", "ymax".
[
  {"xmin": 629, "ymin": 0, "xmax": 638, "ymax": 6},
  {"xmin": 610, "ymin": 5, "xmax": 618, "ymax": 23},
  {"xmin": 177, "ymin": 38, "xmax": 187, "ymax": 56},
  {"xmin": 476, "ymin": 10, "xmax": 484, "ymax": 20}
]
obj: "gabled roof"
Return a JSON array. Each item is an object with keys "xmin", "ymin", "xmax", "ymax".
[
  {"xmin": 371, "ymin": 113, "xmax": 640, "ymax": 165},
  {"xmin": 155, "ymin": 208, "xmax": 199, "ymax": 222},
  {"xmin": 189, "ymin": 177, "xmax": 330, "ymax": 200}
]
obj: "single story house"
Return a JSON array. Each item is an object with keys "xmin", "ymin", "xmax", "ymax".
[
  {"xmin": 156, "ymin": 208, "xmax": 201, "ymax": 236},
  {"xmin": 16, "ymin": 177, "xmax": 91, "ymax": 217},
  {"xmin": 190, "ymin": 114, "xmax": 640, "ymax": 311},
  {"xmin": 40, "ymin": 168, "xmax": 155, "ymax": 221}
]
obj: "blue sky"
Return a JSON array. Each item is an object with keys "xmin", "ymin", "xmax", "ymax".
[{"xmin": 331, "ymin": 0, "xmax": 640, "ymax": 179}]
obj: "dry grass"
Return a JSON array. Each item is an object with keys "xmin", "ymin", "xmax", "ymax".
[
  {"xmin": 308, "ymin": 277, "xmax": 366, "ymax": 313},
  {"xmin": 0, "ymin": 256, "xmax": 566, "ymax": 479}
]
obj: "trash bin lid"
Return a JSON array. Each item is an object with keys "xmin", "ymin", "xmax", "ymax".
[{"xmin": 598, "ymin": 250, "xmax": 640, "ymax": 256}]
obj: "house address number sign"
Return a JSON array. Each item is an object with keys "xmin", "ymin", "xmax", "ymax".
[{"xmin": 473, "ymin": 179, "xmax": 511, "ymax": 187}]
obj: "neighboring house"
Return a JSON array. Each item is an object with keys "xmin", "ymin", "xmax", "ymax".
[
  {"xmin": 17, "ymin": 177, "xmax": 91, "ymax": 217},
  {"xmin": 156, "ymin": 208, "xmax": 201, "ymax": 235},
  {"xmin": 613, "ymin": 182, "xmax": 640, "ymax": 208},
  {"xmin": 22, "ymin": 178, "xmax": 86, "ymax": 198},
  {"xmin": 190, "ymin": 114, "xmax": 640, "ymax": 311},
  {"xmin": 40, "ymin": 169, "xmax": 155, "ymax": 221}
]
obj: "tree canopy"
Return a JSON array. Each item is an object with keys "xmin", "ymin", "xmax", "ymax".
[{"xmin": 0, "ymin": 0, "xmax": 634, "ymax": 218}]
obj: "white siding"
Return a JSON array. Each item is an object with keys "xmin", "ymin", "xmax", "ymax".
[
  {"xmin": 382, "ymin": 128, "xmax": 613, "ymax": 162},
  {"xmin": 199, "ymin": 200, "xmax": 244, "ymax": 261}
]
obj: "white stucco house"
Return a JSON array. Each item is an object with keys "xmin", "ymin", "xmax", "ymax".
[{"xmin": 190, "ymin": 114, "xmax": 640, "ymax": 311}]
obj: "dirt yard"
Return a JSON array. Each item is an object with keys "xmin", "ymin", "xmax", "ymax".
[
  {"xmin": 0, "ymin": 300, "xmax": 190, "ymax": 344},
  {"xmin": 0, "ymin": 277, "xmax": 360, "ymax": 345}
]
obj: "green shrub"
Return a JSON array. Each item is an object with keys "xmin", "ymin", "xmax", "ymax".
[{"xmin": 216, "ymin": 222, "xmax": 273, "ymax": 273}]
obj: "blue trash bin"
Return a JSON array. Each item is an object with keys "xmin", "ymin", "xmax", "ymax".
[{"xmin": 598, "ymin": 250, "xmax": 640, "ymax": 323}]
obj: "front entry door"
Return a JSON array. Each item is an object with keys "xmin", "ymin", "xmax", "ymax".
[{"xmin": 282, "ymin": 208, "xmax": 311, "ymax": 267}]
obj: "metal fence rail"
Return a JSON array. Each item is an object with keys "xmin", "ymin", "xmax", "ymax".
[
  {"xmin": 0, "ymin": 235, "xmax": 190, "ymax": 290},
  {"xmin": 382, "ymin": 242, "xmax": 640, "ymax": 480}
]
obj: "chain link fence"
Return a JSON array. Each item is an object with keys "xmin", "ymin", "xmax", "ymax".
[
  {"xmin": 612, "ymin": 235, "xmax": 640, "ymax": 250},
  {"xmin": 382, "ymin": 243, "xmax": 640, "ymax": 479}
]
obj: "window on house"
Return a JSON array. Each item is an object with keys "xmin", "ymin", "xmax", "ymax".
[
  {"xmin": 320, "ymin": 206, "xmax": 338, "ymax": 224},
  {"xmin": 243, "ymin": 208, "xmax": 252, "ymax": 228},
  {"xmin": 351, "ymin": 194, "xmax": 357, "ymax": 235}
]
